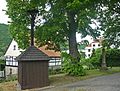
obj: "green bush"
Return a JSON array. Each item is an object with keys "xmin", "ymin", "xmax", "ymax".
[
  {"xmin": 61, "ymin": 52, "xmax": 86, "ymax": 76},
  {"xmin": 0, "ymin": 75, "xmax": 17, "ymax": 83},
  {"xmin": 87, "ymin": 48, "xmax": 101, "ymax": 69},
  {"xmin": 0, "ymin": 59, "xmax": 5, "ymax": 71},
  {"xmin": 81, "ymin": 58, "xmax": 94, "ymax": 70},
  {"xmin": 106, "ymin": 49, "xmax": 120, "ymax": 67},
  {"xmin": 0, "ymin": 79, "xmax": 5, "ymax": 83},
  {"xmin": 88, "ymin": 48, "xmax": 120, "ymax": 68},
  {"xmin": 49, "ymin": 68, "xmax": 63, "ymax": 75}
]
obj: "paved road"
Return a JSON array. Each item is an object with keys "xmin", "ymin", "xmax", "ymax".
[{"xmin": 41, "ymin": 73, "xmax": 120, "ymax": 91}]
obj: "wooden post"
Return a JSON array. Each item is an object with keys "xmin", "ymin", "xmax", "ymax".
[{"xmin": 27, "ymin": 9, "xmax": 39, "ymax": 46}]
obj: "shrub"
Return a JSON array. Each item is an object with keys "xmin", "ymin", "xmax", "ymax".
[
  {"xmin": 89, "ymin": 48, "xmax": 120, "ymax": 68},
  {"xmin": 81, "ymin": 58, "xmax": 94, "ymax": 70},
  {"xmin": 49, "ymin": 68, "xmax": 63, "ymax": 75},
  {"xmin": 5, "ymin": 75, "xmax": 17, "ymax": 82},
  {"xmin": 106, "ymin": 49, "xmax": 120, "ymax": 67},
  {"xmin": 0, "ymin": 79, "xmax": 5, "ymax": 83},
  {"xmin": 0, "ymin": 58, "xmax": 5, "ymax": 71},
  {"xmin": 61, "ymin": 52, "xmax": 86, "ymax": 76},
  {"xmin": 89, "ymin": 48, "xmax": 102, "ymax": 68}
]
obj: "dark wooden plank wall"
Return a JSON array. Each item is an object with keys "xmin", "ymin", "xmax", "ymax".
[
  {"xmin": 20, "ymin": 61, "xmax": 49, "ymax": 89},
  {"xmin": 18, "ymin": 62, "xmax": 22, "ymax": 85}
]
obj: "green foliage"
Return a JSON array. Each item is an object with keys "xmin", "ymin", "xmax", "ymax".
[
  {"xmin": 62, "ymin": 52, "xmax": 86, "ymax": 76},
  {"xmin": 49, "ymin": 68, "xmax": 63, "ymax": 75},
  {"xmin": 97, "ymin": 0, "xmax": 120, "ymax": 48},
  {"xmin": 0, "ymin": 59, "xmax": 5, "ymax": 71},
  {"xmin": 0, "ymin": 24, "xmax": 12, "ymax": 56},
  {"xmin": 5, "ymin": 75, "xmax": 17, "ymax": 82},
  {"xmin": 0, "ymin": 75, "xmax": 17, "ymax": 83},
  {"xmin": 80, "ymin": 58, "xmax": 94, "ymax": 70},
  {"xmin": 0, "ymin": 57, "xmax": 5, "ymax": 71},
  {"xmin": 0, "ymin": 64, "xmax": 5, "ymax": 71},
  {"xmin": 78, "ymin": 40, "xmax": 89, "ymax": 50},
  {"xmin": 88, "ymin": 48, "xmax": 120, "ymax": 68},
  {"xmin": 89, "ymin": 48, "xmax": 101, "ymax": 68},
  {"xmin": 106, "ymin": 49, "xmax": 120, "ymax": 67},
  {"xmin": 6, "ymin": 0, "xmax": 100, "ymax": 52}
]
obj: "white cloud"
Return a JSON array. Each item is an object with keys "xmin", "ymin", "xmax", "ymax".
[{"xmin": 0, "ymin": 0, "xmax": 10, "ymax": 24}]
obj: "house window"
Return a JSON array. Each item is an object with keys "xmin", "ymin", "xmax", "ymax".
[
  {"xmin": 49, "ymin": 58, "xmax": 61, "ymax": 66},
  {"xmin": 6, "ymin": 56, "xmax": 18, "ymax": 66},
  {"xmin": 88, "ymin": 54, "xmax": 90, "ymax": 57},
  {"xmin": 13, "ymin": 45, "xmax": 16, "ymax": 50},
  {"xmin": 93, "ymin": 44, "xmax": 95, "ymax": 47},
  {"xmin": 98, "ymin": 44, "xmax": 100, "ymax": 46},
  {"xmin": 88, "ymin": 49, "xmax": 91, "ymax": 52}
]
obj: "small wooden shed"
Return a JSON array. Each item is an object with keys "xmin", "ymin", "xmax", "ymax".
[{"xmin": 16, "ymin": 46, "xmax": 49, "ymax": 90}]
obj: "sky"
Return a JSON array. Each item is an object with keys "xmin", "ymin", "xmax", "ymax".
[{"xmin": 0, "ymin": 0, "xmax": 10, "ymax": 24}]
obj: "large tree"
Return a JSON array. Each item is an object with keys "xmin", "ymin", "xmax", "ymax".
[
  {"xmin": 6, "ymin": 0, "xmax": 100, "ymax": 60},
  {"xmin": 94, "ymin": 0, "xmax": 120, "ymax": 70},
  {"xmin": 97, "ymin": 0, "xmax": 120, "ymax": 48}
]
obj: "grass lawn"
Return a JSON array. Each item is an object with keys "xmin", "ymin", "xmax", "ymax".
[
  {"xmin": 0, "ymin": 67, "xmax": 120, "ymax": 91},
  {"xmin": 0, "ymin": 81, "xmax": 17, "ymax": 91},
  {"xmin": 49, "ymin": 67, "xmax": 120, "ymax": 86}
]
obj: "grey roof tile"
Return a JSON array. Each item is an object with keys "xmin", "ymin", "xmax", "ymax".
[{"xmin": 16, "ymin": 46, "xmax": 49, "ymax": 61}]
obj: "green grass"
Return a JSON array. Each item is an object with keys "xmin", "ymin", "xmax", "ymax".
[
  {"xmin": 49, "ymin": 67, "xmax": 120, "ymax": 86},
  {"xmin": 86, "ymin": 67, "xmax": 120, "ymax": 77}
]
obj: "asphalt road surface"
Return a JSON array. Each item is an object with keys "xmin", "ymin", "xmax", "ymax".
[{"xmin": 42, "ymin": 73, "xmax": 120, "ymax": 91}]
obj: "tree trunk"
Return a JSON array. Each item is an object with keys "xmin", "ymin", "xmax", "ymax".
[
  {"xmin": 67, "ymin": 11, "xmax": 80, "ymax": 61},
  {"xmin": 101, "ymin": 47, "xmax": 108, "ymax": 70}
]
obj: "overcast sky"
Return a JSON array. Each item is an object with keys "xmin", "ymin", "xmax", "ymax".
[{"xmin": 0, "ymin": 0, "xmax": 10, "ymax": 24}]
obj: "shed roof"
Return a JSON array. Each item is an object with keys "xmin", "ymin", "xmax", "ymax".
[
  {"xmin": 39, "ymin": 46, "xmax": 61, "ymax": 58},
  {"xmin": 16, "ymin": 46, "xmax": 49, "ymax": 61}
]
